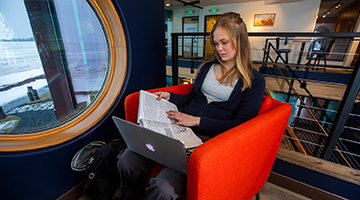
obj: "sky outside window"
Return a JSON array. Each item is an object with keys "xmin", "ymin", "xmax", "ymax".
[{"xmin": 0, "ymin": 0, "xmax": 33, "ymax": 40}]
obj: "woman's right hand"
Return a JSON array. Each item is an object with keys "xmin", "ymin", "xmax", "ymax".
[{"xmin": 153, "ymin": 92, "xmax": 171, "ymax": 101}]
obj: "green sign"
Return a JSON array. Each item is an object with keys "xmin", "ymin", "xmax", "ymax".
[
  {"xmin": 211, "ymin": 8, "xmax": 217, "ymax": 13},
  {"xmin": 187, "ymin": 10, "xmax": 193, "ymax": 15}
]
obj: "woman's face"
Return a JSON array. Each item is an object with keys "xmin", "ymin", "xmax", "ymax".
[{"xmin": 213, "ymin": 27, "xmax": 237, "ymax": 65}]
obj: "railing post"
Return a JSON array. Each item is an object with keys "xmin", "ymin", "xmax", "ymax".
[
  {"xmin": 260, "ymin": 38, "xmax": 269, "ymax": 74},
  {"xmin": 171, "ymin": 33, "xmax": 179, "ymax": 86},
  {"xmin": 190, "ymin": 37, "xmax": 194, "ymax": 74},
  {"xmin": 321, "ymin": 55, "xmax": 360, "ymax": 160}
]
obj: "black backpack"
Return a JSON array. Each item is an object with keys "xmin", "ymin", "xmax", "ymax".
[{"xmin": 71, "ymin": 139, "xmax": 127, "ymax": 200}]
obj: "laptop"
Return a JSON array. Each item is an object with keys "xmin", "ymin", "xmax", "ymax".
[{"xmin": 112, "ymin": 116, "xmax": 192, "ymax": 175}]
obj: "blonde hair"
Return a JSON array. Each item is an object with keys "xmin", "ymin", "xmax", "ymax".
[{"xmin": 200, "ymin": 12, "xmax": 253, "ymax": 91}]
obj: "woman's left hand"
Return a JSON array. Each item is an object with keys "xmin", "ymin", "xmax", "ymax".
[{"xmin": 166, "ymin": 110, "xmax": 200, "ymax": 127}]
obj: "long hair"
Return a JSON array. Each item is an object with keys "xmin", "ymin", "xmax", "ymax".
[{"xmin": 199, "ymin": 12, "xmax": 253, "ymax": 91}]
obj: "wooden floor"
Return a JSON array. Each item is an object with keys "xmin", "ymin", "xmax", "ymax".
[
  {"xmin": 251, "ymin": 182, "xmax": 311, "ymax": 200},
  {"xmin": 79, "ymin": 181, "xmax": 311, "ymax": 200}
]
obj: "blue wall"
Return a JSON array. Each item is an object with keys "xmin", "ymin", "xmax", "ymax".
[{"xmin": 0, "ymin": 0, "xmax": 166, "ymax": 199}]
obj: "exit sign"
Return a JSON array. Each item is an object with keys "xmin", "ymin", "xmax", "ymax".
[{"xmin": 210, "ymin": 8, "xmax": 218, "ymax": 13}]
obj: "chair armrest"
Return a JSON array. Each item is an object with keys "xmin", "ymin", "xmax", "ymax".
[{"xmin": 187, "ymin": 100, "xmax": 291, "ymax": 200}]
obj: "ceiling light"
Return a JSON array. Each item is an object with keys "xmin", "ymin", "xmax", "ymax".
[
  {"xmin": 166, "ymin": 3, "xmax": 170, "ymax": 7},
  {"xmin": 322, "ymin": 14, "xmax": 326, "ymax": 18}
]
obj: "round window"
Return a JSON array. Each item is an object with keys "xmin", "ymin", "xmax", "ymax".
[{"xmin": 0, "ymin": 0, "xmax": 109, "ymax": 134}]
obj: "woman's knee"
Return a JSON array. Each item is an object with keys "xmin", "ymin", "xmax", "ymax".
[
  {"xmin": 117, "ymin": 149, "xmax": 157, "ymax": 182},
  {"xmin": 116, "ymin": 149, "xmax": 132, "ymax": 173}
]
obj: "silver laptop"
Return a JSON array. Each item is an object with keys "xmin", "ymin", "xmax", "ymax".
[{"xmin": 112, "ymin": 116, "xmax": 189, "ymax": 175}]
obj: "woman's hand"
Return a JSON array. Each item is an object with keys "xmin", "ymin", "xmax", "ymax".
[
  {"xmin": 166, "ymin": 110, "xmax": 200, "ymax": 127},
  {"xmin": 153, "ymin": 92, "xmax": 171, "ymax": 101}
]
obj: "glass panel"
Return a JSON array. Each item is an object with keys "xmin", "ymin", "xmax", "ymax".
[
  {"xmin": 0, "ymin": 0, "xmax": 109, "ymax": 134},
  {"xmin": 183, "ymin": 17, "xmax": 199, "ymax": 59}
]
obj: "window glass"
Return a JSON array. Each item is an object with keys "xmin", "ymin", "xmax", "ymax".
[{"xmin": 0, "ymin": 0, "xmax": 108, "ymax": 134}]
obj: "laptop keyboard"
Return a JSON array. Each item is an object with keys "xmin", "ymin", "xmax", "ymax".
[{"xmin": 186, "ymin": 147, "xmax": 196, "ymax": 162}]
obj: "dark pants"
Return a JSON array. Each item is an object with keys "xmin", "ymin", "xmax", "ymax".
[{"xmin": 117, "ymin": 148, "xmax": 187, "ymax": 200}]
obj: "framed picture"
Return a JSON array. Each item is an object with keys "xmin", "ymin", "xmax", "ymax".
[{"xmin": 253, "ymin": 13, "xmax": 275, "ymax": 26}]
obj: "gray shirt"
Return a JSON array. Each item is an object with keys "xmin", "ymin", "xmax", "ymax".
[{"xmin": 201, "ymin": 64, "xmax": 238, "ymax": 103}]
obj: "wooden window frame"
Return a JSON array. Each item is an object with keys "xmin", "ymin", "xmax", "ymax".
[{"xmin": 0, "ymin": 0, "xmax": 127, "ymax": 152}]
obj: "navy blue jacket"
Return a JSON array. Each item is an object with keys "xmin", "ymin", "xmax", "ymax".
[{"xmin": 169, "ymin": 61, "xmax": 265, "ymax": 137}]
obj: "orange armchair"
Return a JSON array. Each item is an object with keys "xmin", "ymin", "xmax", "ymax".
[{"xmin": 124, "ymin": 84, "xmax": 292, "ymax": 200}]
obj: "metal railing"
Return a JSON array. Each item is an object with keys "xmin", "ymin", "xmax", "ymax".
[{"xmin": 169, "ymin": 32, "xmax": 360, "ymax": 170}]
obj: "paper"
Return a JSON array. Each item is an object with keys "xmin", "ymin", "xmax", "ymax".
[{"xmin": 138, "ymin": 90, "xmax": 202, "ymax": 148}]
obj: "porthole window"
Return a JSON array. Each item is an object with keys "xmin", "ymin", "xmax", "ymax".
[
  {"xmin": 0, "ymin": 0, "xmax": 126, "ymax": 151},
  {"xmin": 0, "ymin": 0, "xmax": 109, "ymax": 134}
]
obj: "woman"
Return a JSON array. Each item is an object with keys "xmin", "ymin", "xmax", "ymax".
[{"xmin": 117, "ymin": 12, "xmax": 265, "ymax": 200}]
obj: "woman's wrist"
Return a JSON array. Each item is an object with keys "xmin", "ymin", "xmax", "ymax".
[{"xmin": 195, "ymin": 117, "xmax": 201, "ymax": 126}]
